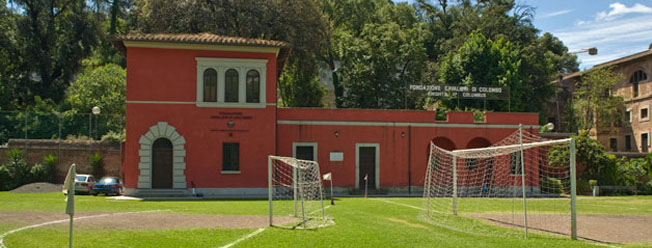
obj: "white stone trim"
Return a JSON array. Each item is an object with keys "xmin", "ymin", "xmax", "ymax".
[
  {"xmin": 277, "ymin": 120, "xmax": 540, "ymax": 129},
  {"xmin": 196, "ymin": 57, "xmax": 267, "ymax": 108},
  {"xmin": 355, "ymin": 143, "xmax": 380, "ymax": 190},
  {"xmin": 138, "ymin": 122, "xmax": 187, "ymax": 189}
]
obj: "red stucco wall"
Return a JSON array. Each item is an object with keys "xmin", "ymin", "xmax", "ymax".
[{"xmin": 122, "ymin": 44, "xmax": 541, "ymax": 192}]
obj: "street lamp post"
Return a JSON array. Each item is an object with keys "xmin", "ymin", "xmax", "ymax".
[{"xmin": 91, "ymin": 106, "xmax": 100, "ymax": 139}]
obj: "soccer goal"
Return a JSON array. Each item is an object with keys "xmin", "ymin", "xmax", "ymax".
[
  {"xmin": 268, "ymin": 156, "xmax": 331, "ymax": 229},
  {"xmin": 423, "ymin": 127, "xmax": 577, "ymax": 239}
]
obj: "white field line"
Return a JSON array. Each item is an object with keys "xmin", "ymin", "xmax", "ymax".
[
  {"xmin": 0, "ymin": 210, "xmax": 168, "ymax": 248},
  {"xmin": 375, "ymin": 199, "xmax": 622, "ymax": 248},
  {"xmin": 375, "ymin": 199, "xmax": 425, "ymax": 211},
  {"xmin": 219, "ymin": 228, "xmax": 265, "ymax": 248},
  {"xmin": 308, "ymin": 205, "xmax": 331, "ymax": 215}
]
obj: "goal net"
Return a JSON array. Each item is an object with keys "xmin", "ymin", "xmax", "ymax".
[
  {"xmin": 268, "ymin": 156, "xmax": 331, "ymax": 229},
  {"xmin": 423, "ymin": 129, "xmax": 577, "ymax": 239}
]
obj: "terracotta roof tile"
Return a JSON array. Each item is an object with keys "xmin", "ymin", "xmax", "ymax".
[
  {"xmin": 111, "ymin": 33, "xmax": 290, "ymax": 51},
  {"xmin": 110, "ymin": 33, "xmax": 292, "ymax": 78}
]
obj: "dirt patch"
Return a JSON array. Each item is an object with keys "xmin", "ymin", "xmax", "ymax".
[
  {"xmin": 0, "ymin": 211, "xmax": 296, "ymax": 230},
  {"xmin": 466, "ymin": 213, "xmax": 652, "ymax": 244},
  {"xmin": 9, "ymin": 183, "xmax": 62, "ymax": 193},
  {"xmin": 387, "ymin": 217, "xmax": 427, "ymax": 229}
]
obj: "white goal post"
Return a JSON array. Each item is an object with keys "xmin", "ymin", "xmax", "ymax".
[
  {"xmin": 268, "ymin": 156, "xmax": 329, "ymax": 229},
  {"xmin": 423, "ymin": 127, "xmax": 577, "ymax": 239}
]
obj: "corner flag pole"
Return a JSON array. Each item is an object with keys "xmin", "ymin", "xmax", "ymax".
[
  {"xmin": 364, "ymin": 174, "xmax": 368, "ymax": 198},
  {"xmin": 64, "ymin": 164, "xmax": 76, "ymax": 248}
]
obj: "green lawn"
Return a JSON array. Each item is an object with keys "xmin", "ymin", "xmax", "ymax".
[{"xmin": 1, "ymin": 192, "xmax": 651, "ymax": 247}]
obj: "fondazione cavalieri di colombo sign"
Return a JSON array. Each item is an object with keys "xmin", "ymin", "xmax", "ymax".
[{"xmin": 409, "ymin": 84, "xmax": 510, "ymax": 100}]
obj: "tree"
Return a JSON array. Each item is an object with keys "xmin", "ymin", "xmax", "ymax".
[
  {"xmin": 0, "ymin": 1, "xmax": 19, "ymax": 110},
  {"xmin": 65, "ymin": 64, "xmax": 126, "ymax": 133},
  {"xmin": 438, "ymin": 31, "xmax": 520, "ymax": 111},
  {"xmin": 129, "ymin": 0, "xmax": 328, "ymax": 107},
  {"xmin": 548, "ymin": 132, "xmax": 619, "ymax": 186},
  {"xmin": 320, "ymin": 1, "xmax": 428, "ymax": 109},
  {"xmin": 414, "ymin": 0, "xmax": 578, "ymax": 113},
  {"xmin": 572, "ymin": 66, "xmax": 625, "ymax": 132},
  {"xmin": 12, "ymin": 0, "xmax": 101, "ymax": 104}
]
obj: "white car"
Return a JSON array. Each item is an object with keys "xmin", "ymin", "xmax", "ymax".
[{"xmin": 63, "ymin": 174, "xmax": 97, "ymax": 195}]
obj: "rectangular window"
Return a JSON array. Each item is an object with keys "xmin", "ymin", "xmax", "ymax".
[
  {"xmin": 640, "ymin": 107, "xmax": 649, "ymax": 121},
  {"xmin": 642, "ymin": 133, "xmax": 649, "ymax": 153},
  {"xmin": 609, "ymin": 138, "xmax": 617, "ymax": 152},
  {"xmin": 466, "ymin": 158, "xmax": 477, "ymax": 171},
  {"xmin": 510, "ymin": 152, "xmax": 521, "ymax": 175},
  {"xmin": 222, "ymin": 143, "xmax": 239, "ymax": 171},
  {"xmin": 626, "ymin": 110, "xmax": 632, "ymax": 123},
  {"xmin": 625, "ymin": 135, "xmax": 632, "ymax": 151}
]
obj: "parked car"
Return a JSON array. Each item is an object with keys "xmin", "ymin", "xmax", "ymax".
[
  {"xmin": 63, "ymin": 174, "xmax": 96, "ymax": 195},
  {"xmin": 92, "ymin": 177, "xmax": 124, "ymax": 196}
]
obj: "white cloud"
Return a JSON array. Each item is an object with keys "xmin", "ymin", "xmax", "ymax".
[
  {"xmin": 540, "ymin": 9, "xmax": 573, "ymax": 18},
  {"xmin": 552, "ymin": 14, "xmax": 652, "ymax": 68},
  {"xmin": 596, "ymin": 2, "xmax": 652, "ymax": 21}
]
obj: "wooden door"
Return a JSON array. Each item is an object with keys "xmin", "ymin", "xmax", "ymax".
[
  {"xmin": 358, "ymin": 146, "xmax": 376, "ymax": 190},
  {"xmin": 152, "ymin": 138, "xmax": 173, "ymax": 189}
]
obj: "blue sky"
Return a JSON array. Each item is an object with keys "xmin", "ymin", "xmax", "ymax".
[{"xmin": 398, "ymin": 0, "xmax": 652, "ymax": 70}]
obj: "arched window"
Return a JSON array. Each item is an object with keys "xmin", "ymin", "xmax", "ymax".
[
  {"xmin": 203, "ymin": 68, "xmax": 217, "ymax": 102},
  {"xmin": 630, "ymin": 70, "xmax": 647, "ymax": 97},
  {"xmin": 246, "ymin": 70, "xmax": 260, "ymax": 103},
  {"xmin": 225, "ymin": 69, "xmax": 239, "ymax": 102}
]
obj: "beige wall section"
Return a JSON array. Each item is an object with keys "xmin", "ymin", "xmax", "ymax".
[
  {"xmin": 602, "ymin": 51, "xmax": 652, "ymax": 154},
  {"xmin": 137, "ymin": 122, "xmax": 187, "ymax": 189}
]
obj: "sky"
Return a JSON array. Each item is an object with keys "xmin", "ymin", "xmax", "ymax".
[
  {"xmin": 397, "ymin": 0, "xmax": 652, "ymax": 70},
  {"xmin": 522, "ymin": 0, "xmax": 652, "ymax": 70}
]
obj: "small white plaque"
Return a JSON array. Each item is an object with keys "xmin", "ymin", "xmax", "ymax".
[{"xmin": 329, "ymin": 152, "xmax": 344, "ymax": 161}]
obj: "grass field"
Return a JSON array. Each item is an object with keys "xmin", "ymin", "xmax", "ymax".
[{"xmin": 1, "ymin": 192, "xmax": 651, "ymax": 247}]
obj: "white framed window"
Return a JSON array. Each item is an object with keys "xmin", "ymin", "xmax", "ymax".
[
  {"xmin": 196, "ymin": 58, "xmax": 267, "ymax": 108},
  {"xmin": 626, "ymin": 109, "xmax": 632, "ymax": 123},
  {"xmin": 640, "ymin": 106, "xmax": 649, "ymax": 122}
]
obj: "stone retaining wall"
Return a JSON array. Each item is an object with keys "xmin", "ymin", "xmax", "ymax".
[{"xmin": 0, "ymin": 139, "xmax": 122, "ymax": 183}]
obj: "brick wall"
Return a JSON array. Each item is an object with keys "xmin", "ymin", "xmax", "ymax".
[{"xmin": 0, "ymin": 139, "xmax": 122, "ymax": 183}]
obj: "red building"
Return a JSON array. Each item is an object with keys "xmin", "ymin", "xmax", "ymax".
[{"xmin": 112, "ymin": 33, "xmax": 540, "ymax": 197}]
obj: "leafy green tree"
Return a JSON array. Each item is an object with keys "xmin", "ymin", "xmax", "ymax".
[
  {"xmin": 438, "ymin": 31, "xmax": 520, "ymax": 111},
  {"xmin": 414, "ymin": 0, "xmax": 578, "ymax": 113},
  {"xmin": 129, "ymin": 0, "xmax": 328, "ymax": 107},
  {"xmin": 0, "ymin": 1, "xmax": 20, "ymax": 110},
  {"xmin": 65, "ymin": 64, "xmax": 126, "ymax": 134},
  {"xmin": 549, "ymin": 132, "xmax": 619, "ymax": 186},
  {"xmin": 278, "ymin": 61, "xmax": 326, "ymax": 107},
  {"xmin": 12, "ymin": 0, "xmax": 101, "ymax": 104},
  {"xmin": 572, "ymin": 66, "xmax": 625, "ymax": 132}
]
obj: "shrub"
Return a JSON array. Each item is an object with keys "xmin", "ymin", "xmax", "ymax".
[
  {"xmin": 101, "ymin": 129, "xmax": 125, "ymax": 143},
  {"xmin": 6, "ymin": 149, "xmax": 31, "ymax": 187},
  {"xmin": 29, "ymin": 163, "xmax": 47, "ymax": 182},
  {"xmin": 42, "ymin": 154, "xmax": 58, "ymax": 183},
  {"xmin": 0, "ymin": 165, "xmax": 11, "ymax": 191},
  {"xmin": 90, "ymin": 152, "xmax": 104, "ymax": 179},
  {"xmin": 540, "ymin": 177, "xmax": 563, "ymax": 194}
]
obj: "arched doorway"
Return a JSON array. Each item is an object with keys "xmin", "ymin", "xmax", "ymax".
[
  {"xmin": 152, "ymin": 138, "xmax": 173, "ymax": 189},
  {"xmin": 466, "ymin": 137, "xmax": 491, "ymax": 149},
  {"xmin": 432, "ymin": 137, "xmax": 456, "ymax": 151}
]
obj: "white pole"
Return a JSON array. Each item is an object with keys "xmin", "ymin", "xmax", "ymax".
[
  {"xmin": 519, "ymin": 124, "xmax": 529, "ymax": 239},
  {"xmin": 268, "ymin": 156, "xmax": 273, "ymax": 226},
  {"xmin": 319, "ymin": 172, "xmax": 325, "ymax": 220},
  {"xmin": 299, "ymin": 168, "xmax": 306, "ymax": 228},
  {"xmin": 570, "ymin": 138, "xmax": 577, "ymax": 240},
  {"xmin": 68, "ymin": 215, "xmax": 73, "ymax": 248},
  {"xmin": 452, "ymin": 155, "xmax": 457, "ymax": 215},
  {"xmin": 293, "ymin": 166, "xmax": 298, "ymax": 217},
  {"xmin": 425, "ymin": 144, "xmax": 434, "ymax": 217}
]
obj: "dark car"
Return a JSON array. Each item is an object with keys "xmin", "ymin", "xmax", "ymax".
[{"xmin": 91, "ymin": 177, "xmax": 124, "ymax": 196}]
